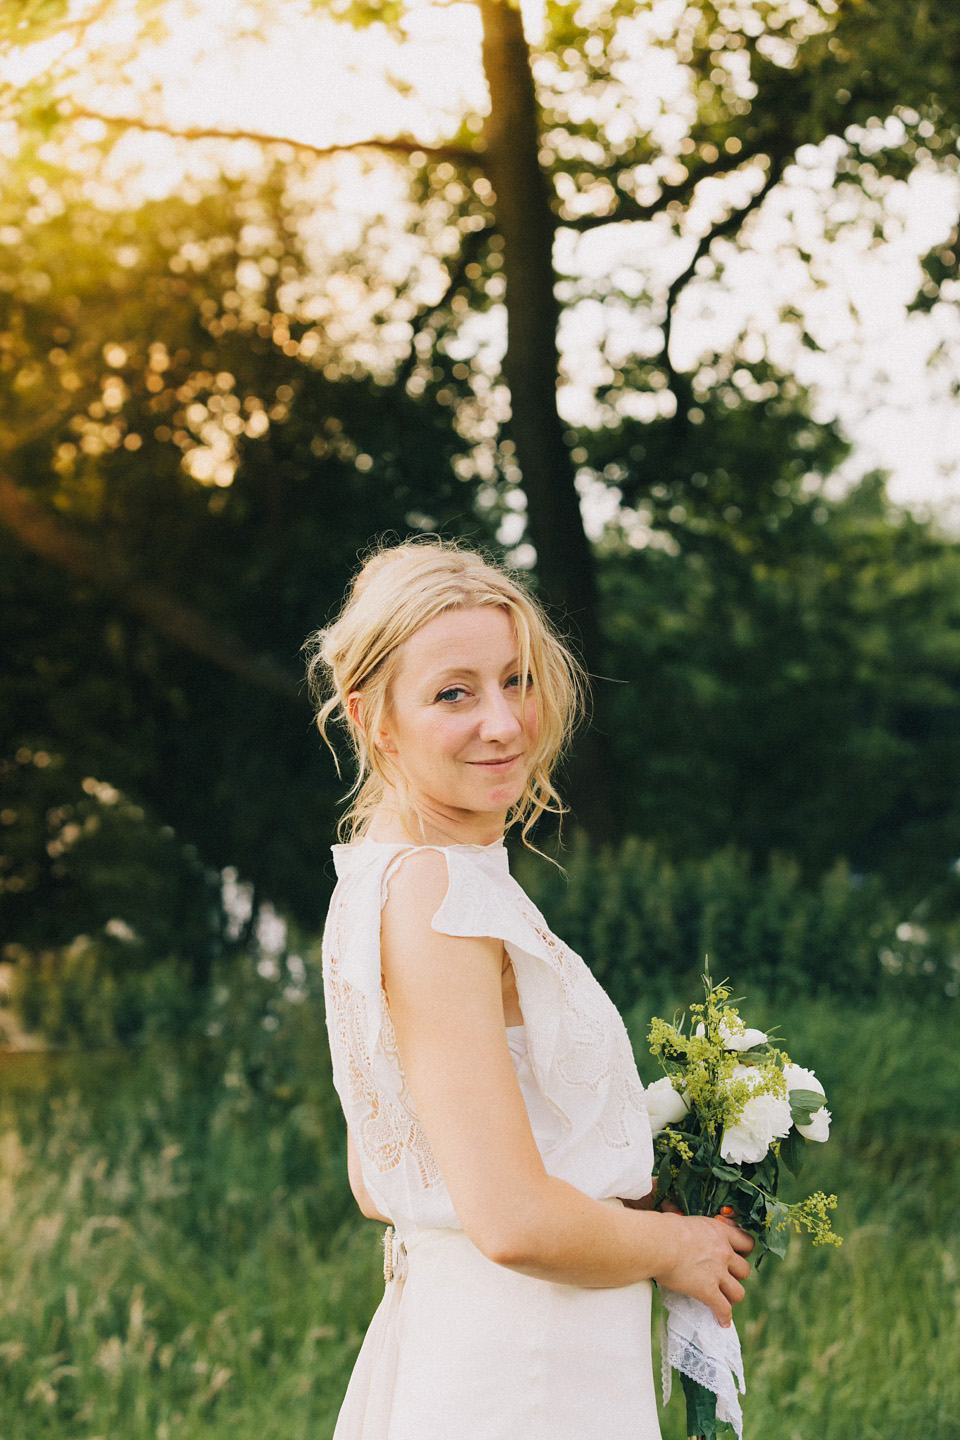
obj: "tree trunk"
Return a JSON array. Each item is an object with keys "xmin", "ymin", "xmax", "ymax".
[
  {"xmin": 478, "ymin": 0, "xmax": 599, "ymax": 659},
  {"xmin": 478, "ymin": 0, "xmax": 618, "ymax": 837}
]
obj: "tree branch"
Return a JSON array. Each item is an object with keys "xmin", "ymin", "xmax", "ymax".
[
  {"xmin": 560, "ymin": 194, "xmax": 664, "ymax": 230},
  {"xmin": 559, "ymin": 146, "xmax": 775, "ymax": 232},
  {"xmin": 395, "ymin": 221, "xmax": 496, "ymax": 389},
  {"xmin": 661, "ymin": 163, "xmax": 783, "ymax": 382},
  {"xmin": 62, "ymin": 105, "xmax": 481, "ymax": 167},
  {"xmin": 0, "ymin": 474, "xmax": 302, "ymax": 701}
]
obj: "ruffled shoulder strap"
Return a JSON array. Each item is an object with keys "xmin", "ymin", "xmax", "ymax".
[{"xmin": 324, "ymin": 840, "xmax": 500, "ymax": 1052}]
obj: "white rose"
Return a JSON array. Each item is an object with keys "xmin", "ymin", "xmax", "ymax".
[
  {"xmin": 720, "ymin": 1065, "xmax": 793, "ymax": 1164},
  {"xmin": 644, "ymin": 1076, "xmax": 689, "ymax": 1135},
  {"xmin": 784, "ymin": 1064, "xmax": 831, "ymax": 1142},
  {"xmin": 796, "ymin": 1105, "xmax": 832, "ymax": 1142},
  {"xmin": 695, "ymin": 1019, "xmax": 768, "ymax": 1051},
  {"xmin": 783, "ymin": 1063, "xmax": 825, "ymax": 1097},
  {"xmin": 719, "ymin": 1018, "xmax": 769, "ymax": 1051}
]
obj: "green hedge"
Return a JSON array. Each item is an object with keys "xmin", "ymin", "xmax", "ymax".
[
  {"xmin": 6, "ymin": 835, "xmax": 958, "ymax": 1050},
  {"xmin": 513, "ymin": 835, "xmax": 960, "ymax": 1009}
]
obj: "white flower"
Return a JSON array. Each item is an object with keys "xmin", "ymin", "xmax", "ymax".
[
  {"xmin": 783, "ymin": 1063, "xmax": 831, "ymax": 1142},
  {"xmin": 644, "ymin": 1076, "xmax": 689, "ymax": 1135},
  {"xmin": 644, "ymin": 1082, "xmax": 690, "ymax": 1134},
  {"xmin": 720, "ymin": 1065, "xmax": 793, "ymax": 1164},
  {"xmin": 695, "ymin": 1019, "xmax": 769, "ymax": 1051},
  {"xmin": 797, "ymin": 1106, "xmax": 832, "ymax": 1142},
  {"xmin": 719, "ymin": 1018, "xmax": 769, "ymax": 1051},
  {"xmin": 783, "ymin": 1063, "xmax": 825, "ymax": 1097}
]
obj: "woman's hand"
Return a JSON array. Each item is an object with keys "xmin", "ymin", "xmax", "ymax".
[{"xmin": 651, "ymin": 1212, "xmax": 754, "ymax": 1328}]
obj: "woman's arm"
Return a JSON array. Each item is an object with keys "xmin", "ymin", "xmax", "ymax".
[
  {"xmin": 381, "ymin": 850, "xmax": 753, "ymax": 1328},
  {"xmin": 347, "ymin": 1126, "xmax": 393, "ymax": 1223}
]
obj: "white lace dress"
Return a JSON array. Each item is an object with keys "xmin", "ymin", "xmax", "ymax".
[{"xmin": 322, "ymin": 838, "xmax": 661, "ymax": 1440}]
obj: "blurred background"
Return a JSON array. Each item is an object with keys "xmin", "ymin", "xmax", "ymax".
[{"xmin": 1, "ymin": 1, "xmax": 959, "ymax": 1435}]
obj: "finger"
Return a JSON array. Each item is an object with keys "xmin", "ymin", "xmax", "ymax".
[
  {"xmin": 720, "ymin": 1275, "xmax": 745, "ymax": 1308},
  {"xmin": 730, "ymin": 1255, "xmax": 751, "ymax": 1282},
  {"xmin": 726, "ymin": 1224, "xmax": 755, "ymax": 1255},
  {"xmin": 712, "ymin": 1296, "xmax": 734, "ymax": 1329}
]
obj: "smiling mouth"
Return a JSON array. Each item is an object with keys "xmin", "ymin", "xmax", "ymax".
[{"xmin": 468, "ymin": 755, "xmax": 522, "ymax": 769}]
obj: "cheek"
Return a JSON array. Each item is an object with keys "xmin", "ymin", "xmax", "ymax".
[{"xmin": 418, "ymin": 711, "xmax": 472, "ymax": 757}]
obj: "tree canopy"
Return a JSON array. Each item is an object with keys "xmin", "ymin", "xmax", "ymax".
[{"xmin": 3, "ymin": 0, "xmax": 960, "ymax": 992}]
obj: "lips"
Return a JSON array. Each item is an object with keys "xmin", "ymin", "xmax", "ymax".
[{"xmin": 468, "ymin": 755, "xmax": 522, "ymax": 769}]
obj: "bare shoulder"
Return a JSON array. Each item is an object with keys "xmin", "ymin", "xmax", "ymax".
[
  {"xmin": 380, "ymin": 847, "xmax": 501, "ymax": 981},
  {"xmin": 382, "ymin": 846, "xmax": 451, "ymax": 926}
]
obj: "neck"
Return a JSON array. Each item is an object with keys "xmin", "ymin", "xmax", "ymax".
[{"xmin": 368, "ymin": 791, "xmax": 507, "ymax": 847}]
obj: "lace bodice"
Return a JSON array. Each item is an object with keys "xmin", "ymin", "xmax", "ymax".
[{"xmin": 321, "ymin": 838, "xmax": 654, "ymax": 1232}]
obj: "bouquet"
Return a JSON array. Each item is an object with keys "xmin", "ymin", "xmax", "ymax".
[{"xmin": 646, "ymin": 975, "xmax": 841, "ymax": 1440}]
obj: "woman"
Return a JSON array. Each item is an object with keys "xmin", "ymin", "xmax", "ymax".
[{"xmin": 306, "ymin": 540, "xmax": 753, "ymax": 1440}]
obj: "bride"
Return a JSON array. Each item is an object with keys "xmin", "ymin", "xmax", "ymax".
[{"xmin": 305, "ymin": 539, "xmax": 753, "ymax": 1440}]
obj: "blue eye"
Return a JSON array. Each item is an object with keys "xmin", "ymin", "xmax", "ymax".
[
  {"xmin": 436, "ymin": 686, "xmax": 468, "ymax": 704},
  {"xmin": 507, "ymin": 673, "xmax": 533, "ymax": 690}
]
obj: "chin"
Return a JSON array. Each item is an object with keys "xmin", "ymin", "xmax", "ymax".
[{"xmin": 478, "ymin": 781, "xmax": 527, "ymax": 810}]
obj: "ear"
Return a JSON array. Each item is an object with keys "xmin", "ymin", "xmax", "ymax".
[
  {"xmin": 348, "ymin": 690, "xmax": 396, "ymax": 754},
  {"xmin": 346, "ymin": 690, "xmax": 365, "ymax": 733}
]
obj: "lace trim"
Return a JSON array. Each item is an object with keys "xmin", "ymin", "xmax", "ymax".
[
  {"xmin": 658, "ymin": 1288, "xmax": 745, "ymax": 1439},
  {"xmin": 324, "ymin": 891, "xmax": 442, "ymax": 1188}
]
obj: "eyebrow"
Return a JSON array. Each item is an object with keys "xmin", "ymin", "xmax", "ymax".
[{"xmin": 427, "ymin": 659, "xmax": 522, "ymax": 684}]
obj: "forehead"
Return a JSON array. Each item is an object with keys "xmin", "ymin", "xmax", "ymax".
[{"xmin": 395, "ymin": 605, "xmax": 519, "ymax": 676}]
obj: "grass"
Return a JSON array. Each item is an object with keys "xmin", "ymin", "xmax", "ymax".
[{"xmin": 0, "ymin": 988, "xmax": 957, "ymax": 1440}]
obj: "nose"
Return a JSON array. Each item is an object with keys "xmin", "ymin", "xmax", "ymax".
[{"xmin": 477, "ymin": 687, "xmax": 523, "ymax": 744}]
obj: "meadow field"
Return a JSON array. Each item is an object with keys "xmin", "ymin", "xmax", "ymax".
[{"xmin": 0, "ymin": 984, "xmax": 957, "ymax": 1440}]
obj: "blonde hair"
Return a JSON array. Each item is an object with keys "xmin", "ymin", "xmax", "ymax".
[{"xmin": 304, "ymin": 539, "xmax": 586, "ymax": 844}]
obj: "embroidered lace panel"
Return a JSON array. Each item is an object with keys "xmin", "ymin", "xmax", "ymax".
[{"xmin": 324, "ymin": 890, "xmax": 442, "ymax": 1189}]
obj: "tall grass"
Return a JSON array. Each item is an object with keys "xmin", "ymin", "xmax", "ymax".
[
  {"xmin": 0, "ymin": 987, "xmax": 956, "ymax": 1439},
  {"xmin": 0, "ymin": 971, "xmax": 383, "ymax": 1440}
]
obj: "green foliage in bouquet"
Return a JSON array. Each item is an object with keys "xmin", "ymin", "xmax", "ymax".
[{"xmin": 647, "ymin": 976, "xmax": 842, "ymax": 1264}]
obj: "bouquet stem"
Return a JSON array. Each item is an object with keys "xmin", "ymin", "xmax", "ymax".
[{"xmin": 680, "ymin": 1372, "xmax": 721, "ymax": 1440}]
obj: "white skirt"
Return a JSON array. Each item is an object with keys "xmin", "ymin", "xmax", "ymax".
[{"xmin": 334, "ymin": 1220, "xmax": 662, "ymax": 1440}]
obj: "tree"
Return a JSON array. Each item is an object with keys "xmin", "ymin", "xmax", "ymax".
[
  {"xmin": 9, "ymin": 0, "xmax": 957, "ymax": 576},
  {"xmin": 3, "ymin": 0, "xmax": 960, "ymax": 942},
  {"xmin": 598, "ymin": 464, "xmax": 960, "ymax": 894},
  {"xmin": 0, "ymin": 157, "xmax": 498, "ymax": 933},
  {"xmin": 4, "ymin": 0, "xmax": 960, "ymax": 819}
]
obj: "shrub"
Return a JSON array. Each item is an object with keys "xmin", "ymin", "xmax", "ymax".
[{"xmin": 514, "ymin": 834, "xmax": 960, "ymax": 1009}]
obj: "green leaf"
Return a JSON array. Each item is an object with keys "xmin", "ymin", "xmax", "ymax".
[
  {"xmin": 780, "ymin": 1126, "xmax": 807, "ymax": 1179},
  {"xmin": 789, "ymin": 1088, "xmax": 825, "ymax": 1124},
  {"xmin": 656, "ymin": 1152, "xmax": 674, "ymax": 1199},
  {"xmin": 710, "ymin": 1162, "xmax": 741, "ymax": 1181},
  {"xmin": 754, "ymin": 1153, "xmax": 779, "ymax": 1189},
  {"xmin": 764, "ymin": 1201, "xmax": 791, "ymax": 1260}
]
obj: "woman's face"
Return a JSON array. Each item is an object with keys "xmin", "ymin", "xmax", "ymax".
[{"xmin": 375, "ymin": 606, "xmax": 538, "ymax": 824}]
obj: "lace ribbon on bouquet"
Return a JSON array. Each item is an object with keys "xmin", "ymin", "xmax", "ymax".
[{"xmin": 658, "ymin": 1287, "xmax": 746, "ymax": 1439}]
